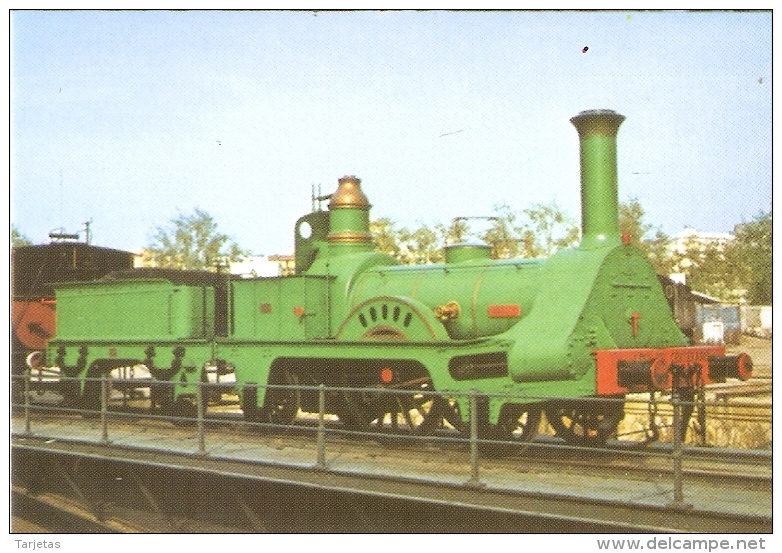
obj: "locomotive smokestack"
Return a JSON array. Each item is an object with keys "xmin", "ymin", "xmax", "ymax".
[{"xmin": 570, "ymin": 109, "xmax": 625, "ymax": 250}]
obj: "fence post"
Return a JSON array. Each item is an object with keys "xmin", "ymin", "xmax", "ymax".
[
  {"xmin": 316, "ymin": 384, "xmax": 327, "ymax": 469},
  {"xmin": 467, "ymin": 388, "xmax": 482, "ymax": 487},
  {"xmin": 24, "ymin": 369, "xmax": 31, "ymax": 436},
  {"xmin": 197, "ymin": 380, "xmax": 206, "ymax": 456},
  {"xmin": 696, "ymin": 385, "xmax": 707, "ymax": 447},
  {"xmin": 669, "ymin": 391, "xmax": 692, "ymax": 510},
  {"xmin": 100, "ymin": 373, "xmax": 109, "ymax": 444}
]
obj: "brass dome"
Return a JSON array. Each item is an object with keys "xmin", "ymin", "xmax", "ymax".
[{"xmin": 329, "ymin": 175, "xmax": 371, "ymax": 210}]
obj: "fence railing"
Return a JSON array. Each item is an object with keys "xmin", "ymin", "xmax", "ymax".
[{"xmin": 11, "ymin": 372, "xmax": 772, "ymax": 509}]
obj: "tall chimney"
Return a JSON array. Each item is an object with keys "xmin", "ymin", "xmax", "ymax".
[{"xmin": 570, "ymin": 109, "xmax": 625, "ymax": 250}]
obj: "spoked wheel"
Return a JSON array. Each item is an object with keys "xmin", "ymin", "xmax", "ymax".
[
  {"xmin": 338, "ymin": 382, "xmax": 464, "ymax": 438},
  {"xmin": 264, "ymin": 369, "xmax": 301, "ymax": 426},
  {"xmin": 415, "ymin": 395, "xmax": 465, "ymax": 435},
  {"xmin": 338, "ymin": 387, "xmax": 427, "ymax": 434},
  {"xmin": 496, "ymin": 404, "xmax": 542, "ymax": 442},
  {"xmin": 545, "ymin": 398, "xmax": 625, "ymax": 446},
  {"xmin": 466, "ymin": 399, "xmax": 542, "ymax": 457}
]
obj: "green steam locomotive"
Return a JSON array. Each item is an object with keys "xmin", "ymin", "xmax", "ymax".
[{"xmin": 42, "ymin": 109, "xmax": 752, "ymax": 445}]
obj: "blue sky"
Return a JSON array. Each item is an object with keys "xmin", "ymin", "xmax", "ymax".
[{"xmin": 10, "ymin": 10, "xmax": 772, "ymax": 256}]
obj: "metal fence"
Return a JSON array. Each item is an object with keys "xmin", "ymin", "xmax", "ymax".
[{"xmin": 11, "ymin": 372, "xmax": 772, "ymax": 509}]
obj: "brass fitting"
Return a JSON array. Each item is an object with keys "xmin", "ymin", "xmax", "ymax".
[
  {"xmin": 434, "ymin": 301, "xmax": 461, "ymax": 321},
  {"xmin": 329, "ymin": 175, "xmax": 371, "ymax": 210},
  {"xmin": 326, "ymin": 175, "xmax": 373, "ymax": 248}
]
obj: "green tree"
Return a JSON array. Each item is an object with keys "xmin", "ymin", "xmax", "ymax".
[
  {"xmin": 371, "ymin": 218, "xmax": 457, "ymax": 265},
  {"xmin": 667, "ymin": 211, "xmax": 771, "ymax": 304},
  {"xmin": 523, "ymin": 202, "xmax": 580, "ymax": 257},
  {"xmin": 732, "ymin": 210, "xmax": 772, "ymax": 305},
  {"xmin": 370, "ymin": 217, "xmax": 403, "ymax": 259},
  {"xmin": 668, "ymin": 231, "xmax": 749, "ymax": 302},
  {"xmin": 437, "ymin": 218, "xmax": 471, "ymax": 246},
  {"xmin": 370, "ymin": 199, "xmax": 679, "ymax": 267},
  {"xmin": 672, "ymin": 239, "xmax": 745, "ymax": 301},
  {"xmin": 481, "ymin": 202, "xmax": 578, "ymax": 259},
  {"xmin": 11, "ymin": 225, "xmax": 33, "ymax": 247},
  {"xmin": 397, "ymin": 224, "xmax": 443, "ymax": 264},
  {"xmin": 145, "ymin": 209, "xmax": 250, "ymax": 270},
  {"xmin": 618, "ymin": 198, "xmax": 673, "ymax": 275},
  {"xmin": 371, "ymin": 202, "xmax": 581, "ymax": 265},
  {"xmin": 480, "ymin": 206, "xmax": 532, "ymax": 259}
]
